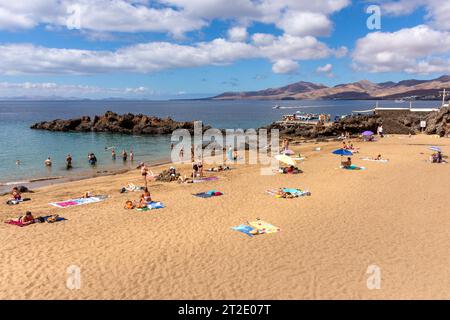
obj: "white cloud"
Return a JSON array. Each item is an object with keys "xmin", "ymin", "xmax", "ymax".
[
  {"xmin": 0, "ymin": 34, "xmax": 345, "ymax": 75},
  {"xmin": 276, "ymin": 11, "xmax": 332, "ymax": 37},
  {"xmin": 381, "ymin": 0, "xmax": 450, "ymax": 31},
  {"xmin": 227, "ymin": 27, "xmax": 248, "ymax": 42},
  {"xmin": 0, "ymin": 81, "xmax": 150, "ymax": 97},
  {"xmin": 316, "ymin": 63, "xmax": 334, "ymax": 77},
  {"xmin": 272, "ymin": 59, "xmax": 299, "ymax": 74},
  {"xmin": 352, "ymin": 25, "xmax": 450, "ymax": 74},
  {"xmin": 0, "ymin": 0, "xmax": 351, "ymax": 37}
]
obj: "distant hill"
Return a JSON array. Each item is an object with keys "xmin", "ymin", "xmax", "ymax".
[{"xmin": 211, "ymin": 75, "xmax": 450, "ymax": 100}]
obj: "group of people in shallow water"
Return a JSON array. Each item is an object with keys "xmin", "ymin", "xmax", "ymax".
[{"xmin": 38, "ymin": 147, "xmax": 136, "ymax": 169}]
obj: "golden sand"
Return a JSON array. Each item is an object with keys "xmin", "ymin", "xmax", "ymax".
[{"xmin": 1, "ymin": 134, "xmax": 449, "ymax": 299}]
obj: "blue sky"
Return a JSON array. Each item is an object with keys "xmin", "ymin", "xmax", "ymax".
[{"xmin": 0, "ymin": 0, "xmax": 449, "ymax": 99}]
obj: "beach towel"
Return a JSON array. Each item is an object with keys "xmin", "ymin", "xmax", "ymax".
[
  {"xmin": 194, "ymin": 190, "xmax": 223, "ymax": 198},
  {"xmin": 6, "ymin": 198, "xmax": 31, "ymax": 205},
  {"xmin": 361, "ymin": 157, "xmax": 389, "ymax": 163},
  {"xmin": 342, "ymin": 165, "xmax": 365, "ymax": 170},
  {"xmin": 193, "ymin": 176, "xmax": 219, "ymax": 183},
  {"xmin": 50, "ymin": 195, "xmax": 107, "ymax": 208},
  {"xmin": 232, "ymin": 224, "xmax": 255, "ymax": 237},
  {"xmin": 248, "ymin": 220, "xmax": 280, "ymax": 234},
  {"xmin": 266, "ymin": 188, "xmax": 311, "ymax": 198},
  {"xmin": 136, "ymin": 201, "xmax": 165, "ymax": 211}
]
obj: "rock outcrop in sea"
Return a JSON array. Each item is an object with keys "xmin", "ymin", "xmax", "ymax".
[{"xmin": 31, "ymin": 111, "xmax": 208, "ymax": 135}]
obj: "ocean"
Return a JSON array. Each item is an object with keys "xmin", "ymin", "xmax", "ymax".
[{"xmin": 0, "ymin": 99, "xmax": 439, "ymax": 188}]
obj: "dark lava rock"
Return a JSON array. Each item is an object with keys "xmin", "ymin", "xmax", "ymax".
[{"xmin": 31, "ymin": 111, "xmax": 209, "ymax": 135}]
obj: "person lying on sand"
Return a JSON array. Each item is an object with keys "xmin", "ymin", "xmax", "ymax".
[
  {"xmin": 7, "ymin": 211, "xmax": 35, "ymax": 226},
  {"xmin": 281, "ymin": 166, "xmax": 301, "ymax": 174},
  {"xmin": 274, "ymin": 188, "xmax": 295, "ymax": 199},
  {"xmin": 207, "ymin": 165, "xmax": 231, "ymax": 172},
  {"xmin": 124, "ymin": 200, "xmax": 135, "ymax": 210},
  {"xmin": 177, "ymin": 175, "xmax": 193, "ymax": 184}
]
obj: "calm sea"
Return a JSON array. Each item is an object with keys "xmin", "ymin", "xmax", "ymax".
[{"xmin": 0, "ymin": 99, "xmax": 439, "ymax": 188}]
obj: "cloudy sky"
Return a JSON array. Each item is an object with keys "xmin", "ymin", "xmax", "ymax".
[{"xmin": 0, "ymin": 0, "xmax": 449, "ymax": 99}]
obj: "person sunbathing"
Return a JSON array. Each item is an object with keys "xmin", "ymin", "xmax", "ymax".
[
  {"xmin": 8, "ymin": 211, "xmax": 35, "ymax": 226},
  {"xmin": 135, "ymin": 194, "xmax": 148, "ymax": 209},
  {"xmin": 275, "ymin": 188, "xmax": 295, "ymax": 198},
  {"xmin": 341, "ymin": 157, "xmax": 352, "ymax": 168},
  {"xmin": 124, "ymin": 200, "xmax": 135, "ymax": 210},
  {"xmin": 282, "ymin": 166, "xmax": 301, "ymax": 174},
  {"xmin": 177, "ymin": 175, "xmax": 193, "ymax": 183},
  {"xmin": 11, "ymin": 187, "xmax": 21, "ymax": 201},
  {"xmin": 82, "ymin": 191, "xmax": 93, "ymax": 198},
  {"xmin": 375, "ymin": 154, "xmax": 382, "ymax": 160}
]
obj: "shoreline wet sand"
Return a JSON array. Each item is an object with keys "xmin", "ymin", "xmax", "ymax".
[{"xmin": 1, "ymin": 134, "xmax": 449, "ymax": 299}]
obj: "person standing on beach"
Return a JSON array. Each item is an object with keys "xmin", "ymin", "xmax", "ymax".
[
  {"xmin": 122, "ymin": 150, "xmax": 127, "ymax": 161},
  {"xmin": 377, "ymin": 125, "xmax": 384, "ymax": 138},
  {"xmin": 141, "ymin": 163, "xmax": 148, "ymax": 188},
  {"xmin": 66, "ymin": 154, "xmax": 73, "ymax": 169}
]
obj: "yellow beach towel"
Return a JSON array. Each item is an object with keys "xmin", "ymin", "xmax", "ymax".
[{"xmin": 248, "ymin": 220, "xmax": 280, "ymax": 234}]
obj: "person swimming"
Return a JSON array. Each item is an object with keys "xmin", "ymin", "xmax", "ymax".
[
  {"xmin": 44, "ymin": 156, "xmax": 52, "ymax": 166},
  {"xmin": 88, "ymin": 153, "xmax": 97, "ymax": 166},
  {"xmin": 111, "ymin": 149, "xmax": 116, "ymax": 160}
]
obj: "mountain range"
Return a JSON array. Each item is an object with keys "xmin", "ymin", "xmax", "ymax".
[{"xmin": 211, "ymin": 75, "xmax": 450, "ymax": 100}]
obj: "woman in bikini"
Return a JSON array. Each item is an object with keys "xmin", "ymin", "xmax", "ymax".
[{"xmin": 9, "ymin": 211, "xmax": 35, "ymax": 226}]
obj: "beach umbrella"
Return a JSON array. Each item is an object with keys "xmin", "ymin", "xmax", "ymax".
[
  {"xmin": 429, "ymin": 146, "xmax": 441, "ymax": 152},
  {"xmin": 332, "ymin": 148, "xmax": 353, "ymax": 165},
  {"xmin": 275, "ymin": 154, "xmax": 296, "ymax": 166},
  {"xmin": 362, "ymin": 130, "xmax": 374, "ymax": 136},
  {"xmin": 332, "ymin": 149, "xmax": 353, "ymax": 156},
  {"xmin": 283, "ymin": 149, "xmax": 295, "ymax": 155}
]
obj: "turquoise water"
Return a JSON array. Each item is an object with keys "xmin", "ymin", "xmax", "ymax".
[{"xmin": 0, "ymin": 99, "xmax": 439, "ymax": 186}]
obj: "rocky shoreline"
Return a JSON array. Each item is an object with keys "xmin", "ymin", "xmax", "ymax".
[
  {"xmin": 263, "ymin": 107, "xmax": 450, "ymax": 139},
  {"xmin": 30, "ymin": 111, "xmax": 208, "ymax": 135}
]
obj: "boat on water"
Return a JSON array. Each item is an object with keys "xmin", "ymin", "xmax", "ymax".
[{"xmin": 395, "ymin": 99, "xmax": 405, "ymax": 103}]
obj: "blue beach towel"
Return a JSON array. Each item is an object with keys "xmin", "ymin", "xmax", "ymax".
[
  {"xmin": 232, "ymin": 224, "xmax": 255, "ymax": 237},
  {"xmin": 194, "ymin": 190, "xmax": 223, "ymax": 198}
]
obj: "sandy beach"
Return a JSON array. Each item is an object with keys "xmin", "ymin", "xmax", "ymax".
[{"xmin": 1, "ymin": 134, "xmax": 449, "ymax": 300}]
